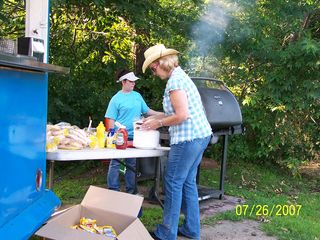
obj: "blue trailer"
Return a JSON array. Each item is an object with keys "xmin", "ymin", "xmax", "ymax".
[{"xmin": 0, "ymin": 0, "xmax": 68, "ymax": 239}]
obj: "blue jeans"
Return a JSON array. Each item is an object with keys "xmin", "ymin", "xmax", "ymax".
[
  {"xmin": 107, "ymin": 158, "xmax": 136, "ymax": 194},
  {"xmin": 154, "ymin": 136, "xmax": 211, "ymax": 240}
]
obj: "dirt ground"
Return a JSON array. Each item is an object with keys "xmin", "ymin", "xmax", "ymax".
[
  {"xmin": 196, "ymin": 220, "xmax": 277, "ymax": 240},
  {"xmin": 299, "ymin": 161, "xmax": 320, "ymax": 179},
  {"xmin": 144, "ymin": 195, "xmax": 277, "ymax": 240},
  {"xmin": 180, "ymin": 196, "xmax": 277, "ymax": 240}
]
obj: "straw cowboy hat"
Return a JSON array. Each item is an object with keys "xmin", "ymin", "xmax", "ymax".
[{"xmin": 142, "ymin": 44, "xmax": 179, "ymax": 73}]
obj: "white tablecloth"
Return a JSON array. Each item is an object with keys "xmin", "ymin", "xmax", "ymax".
[{"xmin": 46, "ymin": 147, "xmax": 170, "ymax": 161}]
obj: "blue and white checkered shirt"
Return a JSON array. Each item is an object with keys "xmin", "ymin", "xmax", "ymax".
[{"xmin": 163, "ymin": 67, "xmax": 212, "ymax": 145}]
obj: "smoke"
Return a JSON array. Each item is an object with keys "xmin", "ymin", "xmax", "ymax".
[
  {"xmin": 187, "ymin": 0, "xmax": 238, "ymax": 75},
  {"xmin": 191, "ymin": 0, "xmax": 237, "ymax": 56}
]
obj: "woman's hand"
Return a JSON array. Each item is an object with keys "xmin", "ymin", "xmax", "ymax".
[
  {"xmin": 141, "ymin": 117, "xmax": 162, "ymax": 130},
  {"xmin": 141, "ymin": 89, "xmax": 189, "ymax": 130}
]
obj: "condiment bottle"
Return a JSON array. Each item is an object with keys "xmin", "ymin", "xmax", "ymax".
[
  {"xmin": 96, "ymin": 121, "xmax": 106, "ymax": 148},
  {"xmin": 106, "ymin": 128, "xmax": 116, "ymax": 149},
  {"xmin": 115, "ymin": 122, "xmax": 128, "ymax": 150}
]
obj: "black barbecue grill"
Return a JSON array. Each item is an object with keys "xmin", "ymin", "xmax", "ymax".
[
  {"xmin": 138, "ymin": 77, "xmax": 244, "ymax": 207},
  {"xmin": 192, "ymin": 77, "xmax": 245, "ymax": 200}
]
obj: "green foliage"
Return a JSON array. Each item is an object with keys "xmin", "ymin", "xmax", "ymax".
[
  {"xmin": 140, "ymin": 207, "xmax": 163, "ymax": 230},
  {"xmin": 46, "ymin": 0, "xmax": 206, "ymax": 127},
  {"xmin": 0, "ymin": 0, "xmax": 25, "ymax": 38},
  {"xmin": 50, "ymin": 161, "xmax": 106, "ymax": 204},
  {"xmin": 212, "ymin": 0, "xmax": 320, "ymax": 173},
  {"xmin": 48, "ymin": 2, "xmax": 133, "ymax": 126}
]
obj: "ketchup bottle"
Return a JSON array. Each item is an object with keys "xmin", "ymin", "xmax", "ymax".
[{"xmin": 115, "ymin": 123, "xmax": 128, "ymax": 150}]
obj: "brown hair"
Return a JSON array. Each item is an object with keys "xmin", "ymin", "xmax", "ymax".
[{"xmin": 115, "ymin": 69, "xmax": 130, "ymax": 81}]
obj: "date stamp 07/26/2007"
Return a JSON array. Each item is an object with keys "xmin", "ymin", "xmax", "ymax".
[{"xmin": 235, "ymin": 204, "xmax": 302, "ymax": 217}]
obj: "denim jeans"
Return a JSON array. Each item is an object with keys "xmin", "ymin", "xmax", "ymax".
[
  {"xmin": 154, "ymin": 136, "xmax": 211, "ymax": 240},
  {"xmin": 107, "ymin": 158, "xmax": 136, "ymax": 194}
]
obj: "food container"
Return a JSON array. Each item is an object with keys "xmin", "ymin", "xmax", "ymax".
[{"xmin": 133, "ymin": 121, "xmax": 160, "ymax": 149}]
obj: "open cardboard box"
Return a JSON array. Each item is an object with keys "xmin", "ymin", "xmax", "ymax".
[{"xmin": 36, "ymin": 186, "xmax": 153, "ymax": 240}]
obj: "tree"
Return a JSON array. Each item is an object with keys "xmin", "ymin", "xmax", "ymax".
[
  {"xmin": 0, "ymin": 0, "xmax": 25, "ymax": 38},
  {"xmin": 211, "ymin": 0, "xmax": 320, "ymax": 173},
  {"xmin": 47, "ymin": 0, "xmax": 206, "ymax": 127}
]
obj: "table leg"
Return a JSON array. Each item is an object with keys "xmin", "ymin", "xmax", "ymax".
[
  {"xmin": 48, "ymin": 160, "xmax": 55, "ymax": 189},
  {"xmin": 219, "ymin": 135, "xmax": 228, "ymax": 199},
  {"xmin": 152, "ymin": 156, "xmax": 165, "ymax": 208}
]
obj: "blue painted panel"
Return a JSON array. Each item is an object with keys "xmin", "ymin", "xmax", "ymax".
[
  {"xmin": 0, "ymin": 190, "xmax": 60, "ymax": 240},
  {"xmin": 0, "ymin": 69, "xmax": 60, "ymax": 237}
]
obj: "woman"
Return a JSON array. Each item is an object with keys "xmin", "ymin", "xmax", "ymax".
[
  {"xmin": 105, "ymin": 69, "xmax": 161, "ymax": 194},
  {"xmin": 141, "ymin": 44, "xmax": 212, "ymax": 240}
]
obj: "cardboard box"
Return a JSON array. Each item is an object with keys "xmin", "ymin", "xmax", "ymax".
[{"xmin": 36, "ymin": 186, "xmax": 153, "ymax": 240}]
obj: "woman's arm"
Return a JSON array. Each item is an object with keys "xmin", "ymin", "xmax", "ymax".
[
  {"xmin": 146, "ymin": 109, "xmax": 164, "ymax": 117},
  {"xmin": 168, "ymin": 89, "xmax": 189, "ymax": 124},
  {"xmin": 142, "ymin": 89, "xmax": 189, "ymax": 130}
]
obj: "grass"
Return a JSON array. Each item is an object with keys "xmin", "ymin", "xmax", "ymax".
[
  {"xmin": 32, "ymin": 158, "xmax": 320, "ymax": 239},
  {"xmin": 199, "ymin": 160, "xmax": 320, "ymax": 240}
]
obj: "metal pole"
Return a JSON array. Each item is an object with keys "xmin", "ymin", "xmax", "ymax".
[
  {"xmin": 219, "ymin": 135, "xmax": 228, "ymax": 199},
  {"xmin": 48, "ymin": 160, "xmax": 54, "ymax": 189},
  {"xmin": 154, "ymin": 156, "xmax": 164, "ymax": 208}
]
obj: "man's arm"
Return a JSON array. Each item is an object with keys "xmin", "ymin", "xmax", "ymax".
[{"xmin": 105, "ymin": 118, "xmax": 115, "ymax": 131}]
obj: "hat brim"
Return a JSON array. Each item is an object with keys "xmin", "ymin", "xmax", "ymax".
[
  {"xmin": 125, "ymin": 76, "xmax": 139, "ymax": 81},
  {"xmin": 116, "ymin": 72, "xmax": 140, "ymax": 82},
  {"xmin": 142, "ymin": 49, "xmax": 179, "ymax": 73}
]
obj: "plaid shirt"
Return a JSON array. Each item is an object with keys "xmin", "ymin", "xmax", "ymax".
[{"xmin": 163, "ymin": 67, "xmax": 212, "ymax": 145}]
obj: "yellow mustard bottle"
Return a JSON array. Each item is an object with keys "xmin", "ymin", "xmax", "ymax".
[{"xmin": 96, "ymin": 121, "xmax": 105, "ymax": 148}]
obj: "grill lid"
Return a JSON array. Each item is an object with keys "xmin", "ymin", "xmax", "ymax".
[{"xmin": 192, "ymin": 77, "xmax": 243, "ymax": 131}]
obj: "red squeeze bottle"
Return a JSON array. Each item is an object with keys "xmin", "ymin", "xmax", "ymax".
[{"xmin": 115, "ymin": 126, "xmax": 128, "ymax": 150}]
